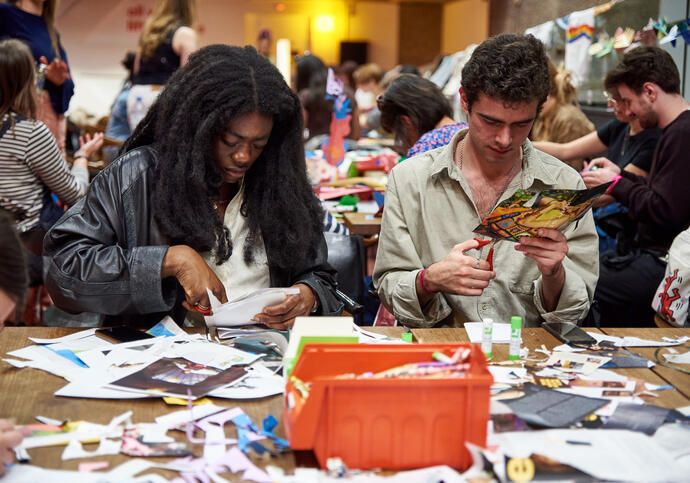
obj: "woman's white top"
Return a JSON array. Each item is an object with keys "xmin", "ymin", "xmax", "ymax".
[{"xmin": 202, "ymin": 184, "xmax": 270, "ymax": 302}]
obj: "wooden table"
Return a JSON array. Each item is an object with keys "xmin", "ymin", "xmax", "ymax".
[
  {"xmin": 412, "ymin": 327, "xmax": 690, "ymax": 410},
  {"xmin": 0, "ymin": 325, "xmax": 402, "ymax": 479},
  {"xmin": 3, "ymin": 325, "xmax": 687, "ymax": 478},
  {"xmin": 341, "ymin": 211, "xmax": 382, "ymax": 237},
  {"xmin": 600, "ymin": 327, "xmax": 690, "ymax": 400}
]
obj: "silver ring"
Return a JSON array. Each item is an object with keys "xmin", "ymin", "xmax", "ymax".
[
  {"xmin": 475, "ymin": 258, "xmax": 481, "ymax": 269},
  {"xmin": 195, "ymin": 303, "xmax": 210, "ymax": 311}
]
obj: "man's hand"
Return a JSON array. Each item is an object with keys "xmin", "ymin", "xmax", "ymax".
[
  {"xmin": 515, "ymin": 229, "xmax": 567, "ymax": 276},
  {"xmin": 515, "ymin": 229, "xmax": 568, "ymax": 311},
  {"xmin": 39, "ymin": 56, "xmax": 70, "ymax": 86},
  {"xmin": 422, "ymin": 238, "xmax": 496, "ymax": 297},
  {"xmin": 254, "ymin": 283, "xmax": 316, "ymax": 330},
  {"xmin": 0, "ymin": 419, "xmax": 22, "ymax": 476},
  {"xmin": 581, "ymin": 157, "xmax": 620, "ymax": 188},
  {"xmin": 161, "ymin": 245, "xmax": 228, "ymax": 314}
]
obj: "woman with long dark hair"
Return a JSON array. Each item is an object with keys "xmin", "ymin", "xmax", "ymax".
[{"xmin": 44, "ymin": 45, "xmax": 342, "ymax": 328}]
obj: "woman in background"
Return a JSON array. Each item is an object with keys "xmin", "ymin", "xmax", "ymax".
[
  {"xmin": 296, "ymin": 54, "xmax": 360, "ymax": 141},
  {"xmin": 532, "ymin": 59, "xmax": 594, "ymax": 171},
  {"xmin": 0, "ymin": 0, "xmax": 74, "ymax": 156},
  {"xmin": 127, "ymin": 0, "xmax": 197, "ymax": 130},
  {"xmin": 378, "ymin": 74, "xmax": 466, "ymax": 157},
  {"xmin": 0, "ymin": 39, "xmax": 102, "ymax": 284}
]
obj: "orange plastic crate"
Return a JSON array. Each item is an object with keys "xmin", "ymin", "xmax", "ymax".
[{"xmin": 284, "ymin": 343, "xmax": 492, "ymax": 470}]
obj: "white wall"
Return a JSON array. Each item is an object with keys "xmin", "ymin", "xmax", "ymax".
[
  {"xmin": 55, "ymin": 0, "xmax": 401, "ymax": 117},
  {"xmin": 349, "ymin": 2, "xmax": 399, "ymax": 70},
  {"xmin": 442, "ymin": 0, "xmax": 489, "ymax": 55},
  {"xmin": 56, "ymin": 0, "xmax": 247, "ymax": 117}
]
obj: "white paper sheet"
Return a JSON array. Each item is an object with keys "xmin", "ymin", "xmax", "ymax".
[
  {"xmin": 588, "ymin": 332, "xmax": 690, "ymax": 347},
  {"xmin": 664, "ymin": 351, "xmax": 690, "ymax": 364},
  {"xmin": 19, "ymin": 423, "xmax": 122, "ymax": 450},
  {"xmin": 465, "ymin": 322, "xmax": 515, "ymax": 344},
  {"xmin": 62, "ymin": 438, "xmax": 121, "ymax": 460},
  {"xmin": 206, "ymin": 287, "xmax": 300, "ymax": 328},
  {"xmin": 488, "ymin": 366, "xmax": 527, "ymax": 385},
  {"xmin": 154, "ymin": 403, "xmax": 226, "ymax": 429},
  {"xmin": 209, "ymin": 371, "xmax": 283, "ymax": 399},
  {"xmin": 495, "ymin": 429, "xmax": 688, "ymax": 482},
  {"xmin": 169, "ymin": 340, "xmax": 261, "ymax": 370},
  {"xmin": 28, "ymin": 328, "xmax": 99, "ymax": 345}
]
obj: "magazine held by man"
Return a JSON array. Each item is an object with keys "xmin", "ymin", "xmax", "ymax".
[{"xmin": 474, "ymin": 183, "xmax": 611, "ymax": 241}]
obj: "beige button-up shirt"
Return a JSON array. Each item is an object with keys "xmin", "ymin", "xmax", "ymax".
[{"xmin": 373, "ymin": 129, "xmax": 599, "ymax": 328}]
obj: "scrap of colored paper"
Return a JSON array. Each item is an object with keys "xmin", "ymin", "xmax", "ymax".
[
  {"xmin": 163, "ymin": 396, "xmax": 213, "ymax": 406},
  {"xmin": 78, "ymin": 461, "xmax": 109, "ymax": 473}
]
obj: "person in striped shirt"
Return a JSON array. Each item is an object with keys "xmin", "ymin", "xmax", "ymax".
[{"xmin": 0, "ymin": 39, "xmax": 102, "ymax": 237}]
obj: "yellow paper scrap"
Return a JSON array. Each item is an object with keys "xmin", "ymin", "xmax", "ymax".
[{"xmin": 163, "ymin": 396, "xmax": 213, "ymax": 406}]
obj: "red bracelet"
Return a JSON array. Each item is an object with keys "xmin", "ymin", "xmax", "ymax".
[
  {"xmin": 419, "ymin": 268, "xmax": 435, "ymax": 295},
  {"xmin": 605, "ymin": 174, "xmax": 622, "ymax": 195}
]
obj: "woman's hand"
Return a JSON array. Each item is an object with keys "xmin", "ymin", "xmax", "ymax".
[
  {"xmin": 74, "ymin": 132, "xmax": 104, "ymax": 160},
  {"xmin": 39, "ymin": 56, "xmax": 70, "ymax": 86},
  {"xmin": 161, "ymin": 245, "xmax": 228, "ymax": 314},
  {"xmin": 254, "ymin": 283, "xmax": 316, "ymax": 330},
  {"xmin": 0, "ymin": 419, "xmax": 22, "ymax": 477}
]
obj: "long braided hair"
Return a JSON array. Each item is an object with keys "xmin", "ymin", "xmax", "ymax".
[{"xmin": 122, "ymin": 45, "xmax": 324, "ymax": 269}]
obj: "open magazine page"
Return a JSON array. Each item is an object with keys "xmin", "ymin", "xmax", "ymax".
[{"xmin": 473, "ymin": 183, "xmax": 610, "ymax": 241}]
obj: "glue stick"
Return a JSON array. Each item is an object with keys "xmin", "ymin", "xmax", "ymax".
[
  {"xmin": 508, "ymin": 315, "xmax": 522, "ymax": 361},
  {"xmin": 481, "ymin": 318, "xmax": 493, "ymax": 360}
]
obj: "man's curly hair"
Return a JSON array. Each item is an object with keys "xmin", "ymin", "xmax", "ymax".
[
  {"xmin": 122, "ymin": 44, "xmax": 324, "ymax": 270},
  {"xmin": 461, "ymin": 34, "xmax": 550, "ymax": 112}
]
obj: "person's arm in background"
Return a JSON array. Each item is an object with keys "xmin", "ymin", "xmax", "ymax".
[
  {"xmin": 172, "ymin": 26, "xmax": 198, "ymax": 67},
  {"xmin": 533, "ymin": 130, "xmax": 606, "ymax": 162},
  {"xmin": 25, "ymin": 122, "xmax": 103, "ymax": 206}
]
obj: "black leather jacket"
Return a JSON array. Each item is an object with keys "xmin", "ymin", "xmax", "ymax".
[{"xmin": 44, "ymin": 146, "xmax": 343, "ymax": 327}]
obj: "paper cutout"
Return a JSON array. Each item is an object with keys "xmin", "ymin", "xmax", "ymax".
[
  {"xmin": 613, "ymin": 27, "xmax": 635, "ymax": 49},
  {"xmin": 205, "ymin": 287, "xmax": 299, "ymax": 328},
  {"xmin": 502, "ymin": 383, "xmax": 609, "ymax": 427},
  {"xmin": 108, "ymin": 357, "xmax": 247, "ymax": 400},
  {"xmin": 164, "ymin": 396, "xmax": 213, "ymax": 406},
  {"xmin": 147, "ymin": 317, "xmax": 186, "ymax": 337},
  {"xmin": 155, "ymin": 403, "xmax": 226, "ymax": 429},
  {"xmin": 78, "ymin": 461, "xmax": 109, "ymax": 472},
  {"xmin": 465, "ymin": 322, "xmax": 515, "ymax": 344},
  {"xmin": 62, "ymin": 438, "xmax": 121, "ymax": 460},
  {"xmin": 545, "ymin": 352, "xmax": 610, "ymax": 375},
  {"xmin": 473, "ymin": 184, "xmax": 609, "ymax": 241},
  {"xmin": 121, "ymin": 426, "xmax": 191, "ymax": 457},
  {"xmin": 167, "ymin": 446, "xmax": 271, "ymax": 483}
]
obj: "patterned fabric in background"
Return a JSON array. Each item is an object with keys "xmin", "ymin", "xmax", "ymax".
[{"xmin": 406, "ymin": 122, "xmax": 467, "ymax": 158}]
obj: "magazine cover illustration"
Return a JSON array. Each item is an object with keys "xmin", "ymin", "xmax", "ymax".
[{"xmin": 473, "ymin": 183, "xmax": 610, "ymax": 241}]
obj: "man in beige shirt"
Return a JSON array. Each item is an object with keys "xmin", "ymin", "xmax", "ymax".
[{"xmin": 373, "ymin": 34, "xmax": 599, "ymax": 328}]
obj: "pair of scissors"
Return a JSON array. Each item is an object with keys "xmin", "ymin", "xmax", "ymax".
[
  {"xmin": 193, "ymin": 303, "xmax": 211, "ymax": 315},
  {"xmin": 473, "ymin": 237, "xmax": 495, "ymax": 271}
]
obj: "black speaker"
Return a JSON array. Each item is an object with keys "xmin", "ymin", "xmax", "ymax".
[{"xmin": 340, "ymin": 41, "xmax": 368, "ymax": 65}]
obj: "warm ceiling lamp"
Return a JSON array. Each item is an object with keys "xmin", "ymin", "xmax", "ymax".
[
  {"xmin": 275, "ymin": 2, "xmax": 285, "ymax": 12},
  {"xmin": 314, "ymin": 14, "xmax": 335, "ymax": 33}
]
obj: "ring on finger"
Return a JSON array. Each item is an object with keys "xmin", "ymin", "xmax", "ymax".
[{"xmin": 195, "ymin": 303, "xmax": 210, "ymax": 311}]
